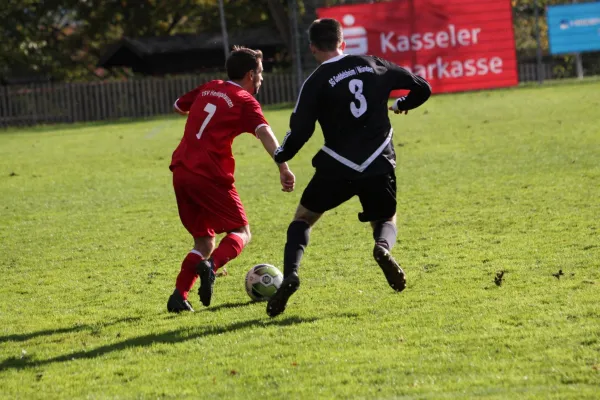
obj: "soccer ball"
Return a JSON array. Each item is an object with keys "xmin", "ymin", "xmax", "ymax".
[{"xmin": 245, "ymin": 264, "xmax": 283, "ymax": 302}]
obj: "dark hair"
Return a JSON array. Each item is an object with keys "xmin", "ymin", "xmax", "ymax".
[
  {"xmin": 309, "ymin": 18, "xmax": 343, "ymax": 52},
  {"xmin": 225, "ymin": 46, "xmax": 263, "ymax": 80}
]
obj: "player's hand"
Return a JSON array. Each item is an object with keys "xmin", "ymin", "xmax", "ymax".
[
  {"xmin": 388, "ymin": 106, "xmax": 408, "ymax": 115},
  {"xmin": 280, "ymin": 169, "xmax": 295, "ymax": 192}
]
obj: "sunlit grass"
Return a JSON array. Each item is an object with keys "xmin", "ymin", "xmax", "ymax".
[{"xmin": 1, "ymin": 82, "xmax": 599, "ymax": 398}]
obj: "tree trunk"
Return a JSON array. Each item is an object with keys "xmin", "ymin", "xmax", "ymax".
[{"xmin": 267, "ymin": 0, "xmax": 292, "ymax": 51}]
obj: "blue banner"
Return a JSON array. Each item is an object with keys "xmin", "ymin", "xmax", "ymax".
[{"xmin": 547, "ymin": 2, "xmax": 600, "ymax": 55}]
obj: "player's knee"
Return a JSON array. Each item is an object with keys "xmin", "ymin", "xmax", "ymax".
[
  {"xmin": 194, "ymin": 236, "xmax": 215, "ymax": 257},
  {"xmin": 242, "ymin": 226, "xmax": 251, "ymax": 244},
  {"xmin": 370, "ymin": 214, "xmax": 396, "ymax": 228},
  {"xmin": 293, "ymin": 206, "xmax": 321, "ymax": 227},
  {"xmin": 230, "ymin": 226, "xmax": 251, "ymax": 246}
]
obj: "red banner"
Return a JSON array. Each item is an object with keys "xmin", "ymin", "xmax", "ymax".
[{"xmin": 317, "ymin": 0, "xmax": 518, "ymax": 94}]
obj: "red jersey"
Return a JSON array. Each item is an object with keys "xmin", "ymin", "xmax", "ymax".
[{"xmin": 170, "ymin": 80, "xmax": 269, "ymax": 185}]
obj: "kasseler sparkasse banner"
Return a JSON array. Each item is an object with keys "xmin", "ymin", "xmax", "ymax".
[{"xmin": 317, "ymin": 0, "xmax": 518, "ymax": 94}]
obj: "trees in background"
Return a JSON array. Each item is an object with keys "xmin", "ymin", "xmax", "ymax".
[
  {"xmin": 0, "ymin": 0, "xmax": 293, "ymax": 82},
  {"xmin": 0, "ymin": 0, "xmax": 592, "ymax": 83},
  {"xmin": 512, "ymin": 0, "xmax": 600, "ymax": 77}
]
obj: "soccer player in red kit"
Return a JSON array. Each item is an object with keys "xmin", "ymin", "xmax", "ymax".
[{"xmin": 167, "ymin": 46, "xmax": 295, "ymax": 312}]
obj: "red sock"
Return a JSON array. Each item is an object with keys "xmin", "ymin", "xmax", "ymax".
[
  {"xmin": 212, "ymin": 234, "xmax": 245, "ymax": 271},
  {"xmin": 175, "ymin": 250, "xmax": 203, "ymax": 299}
]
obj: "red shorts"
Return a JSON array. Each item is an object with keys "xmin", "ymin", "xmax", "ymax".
[{"xmin": 172, "ymin": 166, "xmax": 248, "ymax": 237}]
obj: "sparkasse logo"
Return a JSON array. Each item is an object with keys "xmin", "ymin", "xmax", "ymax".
[{"xmin": 342, "ymin": 14, "xmax": 368, "ymax": 55}]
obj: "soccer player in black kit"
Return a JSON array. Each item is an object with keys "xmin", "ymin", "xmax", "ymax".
[{"xmin": 267, "ymin": 18, "xmax": 431, "ymax": 317}]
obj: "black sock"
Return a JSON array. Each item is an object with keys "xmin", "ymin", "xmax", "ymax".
[
  {"xmin": 373, "ymin": 221, "xmax": 397, "ymax": 251},
  {"xmin": 283, "ymin": 220, "xmax": 310, "ymax": 277}
]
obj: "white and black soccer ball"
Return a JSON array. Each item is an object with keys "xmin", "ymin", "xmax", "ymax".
[{"xmin": 245, "ymin": 264, "xmax": 283, "ymax": 302}]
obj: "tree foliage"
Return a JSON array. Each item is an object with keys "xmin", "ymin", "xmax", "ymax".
[
  {"xmin": 0, "ymin": 0, "xmax": 285, "ymax": 82},
  {"xmin": 0, "ymin": 0, "xmax": 594, "ymax": 83},
  {"xmin": 512, "ymin": 0, "xmax": 575, "ymax": 57}
]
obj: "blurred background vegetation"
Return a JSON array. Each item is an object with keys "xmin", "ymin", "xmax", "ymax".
[{"xmin": 0, "ymin": 0, "xmax": 597, "ymax": 83}]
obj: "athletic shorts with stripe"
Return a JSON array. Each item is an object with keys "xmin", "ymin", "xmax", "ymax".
[{"xmin": 300, "ymin": 171, "xmax": 397, "ymax": 222}]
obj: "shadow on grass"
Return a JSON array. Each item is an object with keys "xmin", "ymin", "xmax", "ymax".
[
  {"xmin": 204, "ymin": 300, "xmax": 256, "ymax": 312},
  {"xmin": 0, "ymin": 317, "xmax": 142, "ymax": 344},
  {"xmin": 0, "ymin": 316, "xmax": 317, "ymax": 372}
]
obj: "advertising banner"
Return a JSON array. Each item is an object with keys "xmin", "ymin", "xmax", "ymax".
[
  {"xmin": 317, "ymin": 0, "xmax": 518, "ymax": 93},
  {"xmin": 547, "ymin": 2, "xmax": 600, "ymax": 55}
]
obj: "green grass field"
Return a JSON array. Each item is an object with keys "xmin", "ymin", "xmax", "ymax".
[{"xmin": 1, "ymin": 82, "xmax": 599, "ymax": 399}]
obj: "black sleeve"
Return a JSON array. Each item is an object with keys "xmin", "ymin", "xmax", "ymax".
[
  {"xmin": 375, "ymin": 57, "xmax": 431, "ymax": 111},
  {"xmin": 273, "ymin": 77, "xmax": 318, "ymax": 164}
]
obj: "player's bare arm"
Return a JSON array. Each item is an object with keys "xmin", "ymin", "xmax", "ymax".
[{"xmin": 256, "ymin": 125, "xmax": 295, "ymax": 192}]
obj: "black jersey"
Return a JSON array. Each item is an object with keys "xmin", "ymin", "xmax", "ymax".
[{"xmin": 274, "ymin": 54, "xmax": 431, "ymax": 179}]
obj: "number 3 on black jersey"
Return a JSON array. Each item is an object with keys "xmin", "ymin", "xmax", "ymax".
[{"xmin": 349, "ymin": 79, "xmax": 367, "ymax": 118}]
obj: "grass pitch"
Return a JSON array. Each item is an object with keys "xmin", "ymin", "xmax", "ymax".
[{"xmin": 1, "ymin": 81, "xmax": 599, "ymax": 399}]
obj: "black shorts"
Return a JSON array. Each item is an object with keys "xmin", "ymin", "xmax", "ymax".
[{"xmin": 300, "ymin": 171, "xmax": 397, "ymax": 222}]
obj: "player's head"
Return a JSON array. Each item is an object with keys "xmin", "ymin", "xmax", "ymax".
[
  {"xmin": 308, "ymin": 18, "xmax": 346, "ymax": 62},
  {"xmin": 226, "ymin": 46, "xmax": 264, "ymax": 95}
]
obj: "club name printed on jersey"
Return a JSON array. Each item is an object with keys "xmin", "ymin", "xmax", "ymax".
[
  {"xmin": 200, "ymin": 89, "xmax": 234, "ymax": 108},
  {"xmin": 328, "ymin": 65, "xmax": 374, "ymax": 87}
]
